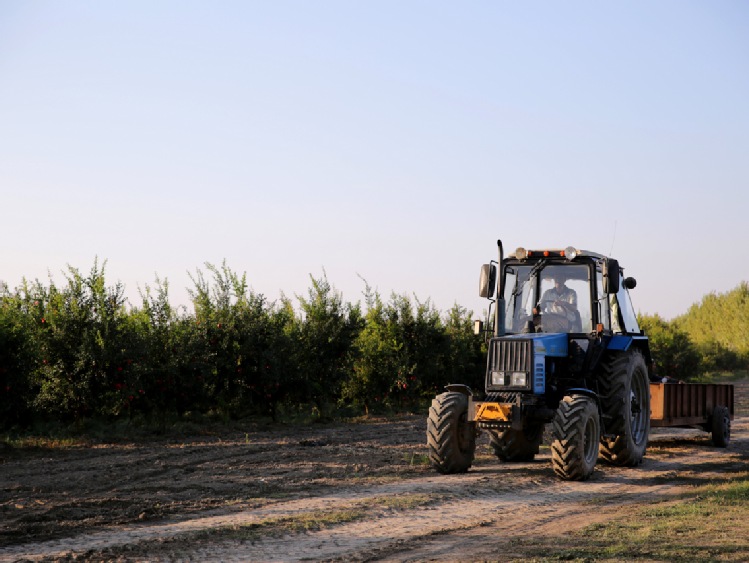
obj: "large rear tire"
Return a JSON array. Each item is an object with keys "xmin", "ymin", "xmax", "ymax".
[
  {"xmin": 551, "ymin": 395, "xmax": 600, "ymax": 481},
  {"xmin": 489, "ymin": 424, "xmax": 544, "ymax": 462},
  {"xmin": 711, "ymin": 405, "xmax": 731, "ymax": 447},
  {"xmin": 427, "ymin": 392, "xmax": 476, "ymax": 474},
  {"xmin": 599, "ymin": 350, "xmax": 650, "ymax": 466}
]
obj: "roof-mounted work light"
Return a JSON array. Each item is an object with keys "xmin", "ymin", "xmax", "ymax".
[{"xmin": 564, "ymin": 246, "xmax": 579, "ymax": 260}]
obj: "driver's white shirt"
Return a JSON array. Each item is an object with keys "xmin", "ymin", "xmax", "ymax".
[{"xmin": 542, "ymin": 285, "xmax": 577, "ymax": 321}]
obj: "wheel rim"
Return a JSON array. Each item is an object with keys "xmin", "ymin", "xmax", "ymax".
[
  {"xmin": 629, "ymin": 368, "xmax": 649, "ymax": 444},
  {"xmin": 583, "ymin": 415, "xmax": 598, "ymax": 465}
]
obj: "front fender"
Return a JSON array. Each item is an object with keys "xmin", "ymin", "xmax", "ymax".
[{"xmin": 444, "ymin": 384, "xmax": 474, "ymax": 397}]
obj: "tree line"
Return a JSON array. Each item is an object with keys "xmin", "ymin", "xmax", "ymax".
[
  {"xmin": 0, "ymin": 262, "xmax": 746, "ymax": 431},
  {"xmin": 638, "ymin": 281, "xmax": 749, "ymax": 381},
  {"xmin": 0, "ymin": 261, "xmax": 484, "ymax": 429}
]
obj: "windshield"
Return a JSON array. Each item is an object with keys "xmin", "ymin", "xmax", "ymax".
[{"xmin": 503, "ymin": 263, "xmax": 592, "ymax": 334}]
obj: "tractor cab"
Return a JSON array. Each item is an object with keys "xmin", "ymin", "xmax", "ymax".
[
  {"xmin": 504, "ymin": 260, "xmax": 590, "ymax": 334},
  {"xmin": 481, "ymin": 245, "xmax": 641, "ymax": 338}
]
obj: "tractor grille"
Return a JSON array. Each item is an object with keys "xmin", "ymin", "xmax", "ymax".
[
  {"xmin": 489, "ymin": 338, "xmax": 533, "ymax": 373},
  {"xmin": 485, "ymin": 391, "xmax": 521, "ymax": 404}
]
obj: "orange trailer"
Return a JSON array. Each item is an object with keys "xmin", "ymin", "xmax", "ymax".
[{"xmin": 650, "ymin": 382, "xmax": 734, "ymax": 446}]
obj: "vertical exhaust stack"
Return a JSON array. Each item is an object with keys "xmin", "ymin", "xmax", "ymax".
[{"xmin": 495, "ymin": 239, "xmax": 505, "ymax": 337}]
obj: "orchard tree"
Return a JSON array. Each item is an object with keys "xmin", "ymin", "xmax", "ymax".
[{"xmin": 296, "ymin": 272, "xmax": 362, "ymax": 416}]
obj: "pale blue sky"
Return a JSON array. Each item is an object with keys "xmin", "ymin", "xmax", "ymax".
[{"xmin": 1, "ymin": 1, "xmax": 747, "ymax": 320}]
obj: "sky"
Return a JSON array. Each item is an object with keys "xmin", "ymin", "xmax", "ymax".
[{"xmin": 1, "ymin": 1, "xmax": 748, "ymax": 321}]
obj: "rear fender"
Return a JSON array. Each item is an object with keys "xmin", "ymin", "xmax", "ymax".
[{"xmin": 606, "ymin": 335, "xmax": 653, "ymax": 377}]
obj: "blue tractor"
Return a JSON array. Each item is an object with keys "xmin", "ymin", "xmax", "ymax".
[{"xmin": 427, "ymin": 240, "xmax": 652, "ymax": 480}]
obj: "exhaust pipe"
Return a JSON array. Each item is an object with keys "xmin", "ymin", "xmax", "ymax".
[{"xmin": 495, "ymin": 239, "xmax": 505, "ymax": 337}]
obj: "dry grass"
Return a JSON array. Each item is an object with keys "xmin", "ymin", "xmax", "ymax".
[{"xmin": 507, "ymin": 474, "xmax": 749, "ymax": 562}]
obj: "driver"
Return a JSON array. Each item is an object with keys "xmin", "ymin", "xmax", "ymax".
[{"xmin": 541, "ymin": 273, "xmax": 578, "ymax": 323}]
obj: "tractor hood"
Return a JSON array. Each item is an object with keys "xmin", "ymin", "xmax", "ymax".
[{"xmin": 502, "ymin": 332, "xmax": 568, "ymax": 358}]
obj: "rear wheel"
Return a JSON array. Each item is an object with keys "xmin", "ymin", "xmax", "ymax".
[
  {"xmin": 711, "ymin": 405, "xmax": 731, "ymax": 447},
  {"xmin": 489, "ymin": 424, "xmax": 544, "ymax": 462},
  {"xmin": 427, "ymin": 392, "xmax": 476, "ymax": 474},
  {"xmin": 599, "ymin": 351, "xmax": 650, "ymax": 466},
  {"xmin": 551, "ymin": 395, "xmax": 600, "ymax": 481}
]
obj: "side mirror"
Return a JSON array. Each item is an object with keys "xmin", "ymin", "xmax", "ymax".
[
  {"xmin": 479, "ymin": 264, "xmax": 497, "ymax": 298},
  {"xmin": 603, "ymin": 258, "xmax": 620, "ymax": 294},
  {"xmin": 623, "ymin": 277, "xmax": 637, "ymax": 290}
]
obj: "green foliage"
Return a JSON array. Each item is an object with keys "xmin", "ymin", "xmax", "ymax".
[
  {"xmin": 125, "ymin": 278, "xmax": 200, "ymax": 420},
  {"xmin": 13, "ymin": 261, "xmax": 747, "ymax": 429},
  {"xmin": 677, "ymin": 282, "xmax": 749, "ymax": 355},
  {"xmin": 187, "ymin": 262, "xmax": 300, "ymax": 419},
  {"xmin": 344, "ymin": 288, "xmax": 408, "ymax": 413},
  {"xmin": 637, "ymin": 281, "xmax": 749, "ymax": 380},
  {"xmin": 638, "ymin": 313, "xmax": 702, "ymax": 381},
  {"xmin": 28, "ymin": 261, "xmax": 131, "ymax": 422},
  {"xmin": 295, "ymin": 272, "xmax": 363, "ymax": 416},
  {"xmin": 0, "ymin": 253, "xmax": 497, "ymax": 430},
  {"xmin": 344, "ymin": 284, "xmax": 484, "ymax": 413},
  {"xmin": 0, "ymin": 283, "xmax": 38, "ymax": 426},
  {"xmin": 442, "ymin": 303, "xmax": 485, "ymax": 392},
  {"xmin": 0, "ymin": 260, "xmax": 488, "ymax": 429},
  {"xmin": 674, "ymin": 282, "xmax": 749, "ymax": 372},
  {"xmin": 188, "ymin": 262, "xmax": 254, "ymax": 414}
]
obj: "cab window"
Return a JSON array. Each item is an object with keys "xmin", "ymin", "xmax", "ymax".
[{"xmin": 617, "ymin": 280, "xmax": 640, "ymax": 333}]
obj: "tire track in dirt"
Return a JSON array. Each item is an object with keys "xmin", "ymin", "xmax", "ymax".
[
  {"xmin": 203, "ymin": 420, "xmax": 749, "ymax": 562},
  {"xmin": 185, "ymin": 471, "xmax": 695, "ymax": 562},
  {"xmin": 4, "ymin": 418, "xmax": 747, "ymax": 562},
  {"xmin": 0, "ymin": 477, "xmax": 666, "ymax": 562},
  {"xmin": 2, "ymin": 393, "xmax": 747, "ymax": 563}
]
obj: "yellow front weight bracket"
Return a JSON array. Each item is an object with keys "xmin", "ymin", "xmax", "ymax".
[{"xmin": 474, "ymin": 402, "xmax": 513, "ymax": 423}]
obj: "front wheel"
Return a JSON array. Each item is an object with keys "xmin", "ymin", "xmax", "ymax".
[
  {"xmin": 427, "ymin": 392, "xmax": 476, "ymax": 474},
  {"xmin": 551, "ymin": 395, "xmax": 600, "ymax": 481}
]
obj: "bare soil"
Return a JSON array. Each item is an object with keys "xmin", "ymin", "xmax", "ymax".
[{"xmin": 2, "ymin": 380, "xmax": 748, "ymax": 562}]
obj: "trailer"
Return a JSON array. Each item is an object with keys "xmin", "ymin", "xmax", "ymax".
[{"xmin": 650, "ymin": 382, "xmax": 734, "ymax": 447}]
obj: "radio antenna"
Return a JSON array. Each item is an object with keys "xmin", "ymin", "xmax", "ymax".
[{"xmin": 609, "ymin": 220, "xmax": 618, "ymax": 256}]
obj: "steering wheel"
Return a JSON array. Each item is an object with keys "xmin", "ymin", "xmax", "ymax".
[
  {"xmin": 541, "ymin": 299, "xmax": 573, "ymax": 314},
  {"xmin": 538, "ymin": 299, "xmax": 578, "ymax": 332}
]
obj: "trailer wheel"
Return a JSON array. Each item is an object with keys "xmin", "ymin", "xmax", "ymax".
[
  {"xmin": 551, "ymin": 395, "xmax": 600, "ymax": 481},
  {"xmin": 599, "ymin": 350, "xmax": 650, "ymax": 466},
  {"xmin": 427, "ymin": 392, "xmax": 476, "ymax": 474},
  {"xmin": 711, "ymin": 405, "xmax": 731, "ymax": 447},
  {"xmin": 489, "ymin": 424, "xmax": 544, "ymax": 462}
]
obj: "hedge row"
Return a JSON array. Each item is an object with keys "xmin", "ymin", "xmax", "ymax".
[
  {"xmin": 5, "ymin": 261, "xmax": 742, "ymax": 430},
  {"xmin": 637, "ymin": 283, "xmax": 749, "ymax": 380},
  {"xmin": 0, "ymin": 262, "xmax": 485, "ymax": 428}
]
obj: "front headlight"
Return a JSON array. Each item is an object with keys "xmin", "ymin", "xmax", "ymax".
[
  {"xmin": 491, "ymin": 371, "xmax": 505, "ymax": 385},
  {"xmin": 491, "ymin": 371, "xmax": 527, "ymax": 387},
  {"xmin": 510, "ymin": 372, "xmax": 527, "ymax": 387}
]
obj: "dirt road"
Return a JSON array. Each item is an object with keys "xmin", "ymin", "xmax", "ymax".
[{"xmin": 2, "ymin": 382, "xmax": 748, "ymax": 562}]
